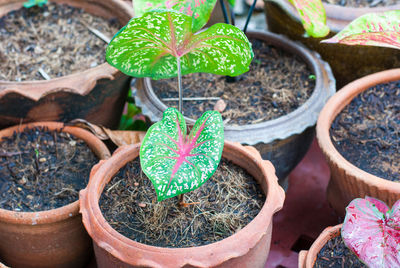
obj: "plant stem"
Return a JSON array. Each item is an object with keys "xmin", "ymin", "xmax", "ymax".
[
  {"xmin": 219, "ymin": 0, "xmax": 230, "ymax": 25},
  {"xmin": 243, "ymin": 0, "xmax": 257, "ymax": 33},
  {"xmin": 177, "ymin": 57, "xmax": 183, "ymax": 114}
]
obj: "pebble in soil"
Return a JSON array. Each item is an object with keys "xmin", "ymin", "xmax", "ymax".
[
  {"xmin": 314, "ymin": 235, "xmax": 367, "ymax": 268},
  {"xmin": 152, "ymin": 39, "xmax": 315, "ymax": 126},
  {"xmin": 0, "ymin": 127, "xmax": 99, "ymax": 212},
  {"xmin": 0, "ymin": 3, "xmax": 120, "ymax": 81},
  {"xmin": 330, "ymin": 80, "xmax": 399, "ymax": 181},
  {"xmin": 323, "ymin": 0, "xmax": 399, "ymax": 7},
  {"xmin": 99, "ymin": 158, "xmax": 265, "ymax": 248}
]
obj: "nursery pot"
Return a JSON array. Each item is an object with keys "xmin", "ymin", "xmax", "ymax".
[
  {"xmin": 298, "ymin": 224, "xmax": 342, "ymax": 268},
  {"xmin": 0, "ymin": 122, "xmax": 111, "ymax": 268},
  {"xmin": 264, "ymin": 0, "xmax": 400, "ymax": 88},
  {"xmin": 316, "ymin": 68, "xmax": 400, "ymax": 216},
  {"xmin": 80, "ymin": 141, "xmax": 285, "ymax": 268},
  {"xmin": 0, "ymin": 0, "xmax": 134, "ymax": 130},
  {"xmin": 134, "ymin": 30, "xmax": 335, "ymax": 186}
]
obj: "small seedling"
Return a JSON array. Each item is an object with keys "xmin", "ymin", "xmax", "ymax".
[
  {"xmin": 342, "ymin": 197, "xmax": 400, "ymax": 267},
  {"xmin": 23, "ymin": 0, "xmax": 47, "ymax": 8},
  {"xmin": 107, "ymin": 5, "xmax": 253, "ymax": 202}
]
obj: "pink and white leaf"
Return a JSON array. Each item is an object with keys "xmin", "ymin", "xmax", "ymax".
[
  {"xmin": 342, "ymin": 197, "xmax": 400, "ymax": 268},
  {"xmin": 322, "ymin": 10, "xmax": 400, "ymax": 50}
]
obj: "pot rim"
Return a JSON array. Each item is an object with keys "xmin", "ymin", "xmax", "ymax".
[
  {"xmin": 0, "ymin": 0, "xmax": 134, "ymax": 101},
  {"xmin": 137, "ymin": 30, "xmax": 335, "ymax": 144},
  {"xmin": 80, "ymin": 141, "xmax": 285, "ymax": 267},
  {"xmin": 316, "ymin": 68, "xmax": 400, "ymax": 193},
  {"xmin": 0, "ymin": 121, "xmax": 110, "ymax": 225},
  {"xmin": 304, "ymin": 224, "xmax": 342, "ymax": 267},
  {"xmin": 264, "ymin": 0, "xmax": 400, "ymax": 32}
]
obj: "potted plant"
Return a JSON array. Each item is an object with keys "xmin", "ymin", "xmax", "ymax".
[
  {"xmin": 80, "ymin": 5, "xmax": 285, "ymax": 267},
  {"xmin": 131, "ymin": 0, "xmax": 335, "ymax": 187},
  {"xmin": 299, "ymin": 197, "xmax": 400, "ymax": 267},
  {"xmin": 0, "ymin": 0, "xmax": 134, "ymax": 130},
  {"xmin": 0, "ymin": 121, "xmax": 110, "ymax": 267},
  {"xmin": 264, "ymin": 0, "xmax": 400, "ymax": 88}
]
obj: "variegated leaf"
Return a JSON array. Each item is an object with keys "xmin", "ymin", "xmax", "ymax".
[
  {"xmin": 342, "ymin": 197, "xmax": 400, "ymax": 268},
  {"xmin": 23, "ymin": 0, "xmax": 47, "ymax": 8},
  {"xmin": 289, "ymin": 0, "xmax": 329, "ymax": 38},
  {"xmin": 140, "ymin": 107, "xmax": 224, "ymax": 201},
  {"xmin": 322, "ymin": 10, "xmax": 400, "ymax": 50},
  {"xmin": 133, "ymin": 0, "xmax": 217, "ymax": 32},
  {"xmin": 106, "ymin": 10, "xmax": 253, "ymax": 80}
]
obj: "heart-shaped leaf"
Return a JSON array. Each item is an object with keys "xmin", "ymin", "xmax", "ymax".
[
  {"xmin": 106, "ymin": 10, "xmax": 253, "ymax": 80},
  {"xmin": 289, "ymin": 0, "xmax": 329, "ymax": 38},
  {"xmin": 342, "ymin": 197, "xmax": 400, "ymax": 268},
  {"xmin": 322, "ymin": 10, "xmax": 400, "ymax": 50},
  {"xmin": 140, "ymin": 107, "xmax": 224, "ymax": 201},
  {"xmin": 133, "ymin": 0, "xmax": 217, "ymax": 32}
]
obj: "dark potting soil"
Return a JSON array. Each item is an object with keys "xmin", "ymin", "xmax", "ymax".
[
  {"xmin": 330, "ymin": 80, "xmax": 399, "ymax": 181},
  {"xmin": 322, "ymin": 0, "xmax": 399, "ymax": 7},
  {"xmin": 0, "ymin": 127, "xmax": 99, "ymax": 212},
  {"xmin": 152, "ymin": 39, "xmax": 315, "ymax": 126},
  {"xmin": 314, "ymin": 235, "xmax": 367, "ymax": 268},
  {"xmin": 99, "ymin": 158, "xmax": 265, "ymax": 248},
  {"xmin": 0, "ymin": 3, "xmax": 120, "ymax": 81}
]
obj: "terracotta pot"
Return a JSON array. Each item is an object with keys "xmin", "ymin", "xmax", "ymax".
[
  {"xmin": 0, "ymin": 0, "xmax": 134, "ymax": 130},
  {"xmin": 0, "ymin": 122, "xmax": 111, "ymax": 268},
  {"xmin": 80, "ymin": 141, "xmax": 285, "ymax": 268},
  {"xmin": 264, "ymin": 0, "xmax": 400, "ymax": 88},
  {"xmin": 316, "ymin": 68, "xmax": 400, "ymax": 216},
  {"xmin": 298, "ymin": 224, "xmax": 342, "ymax": 268},
  {"xmin": 134, "ymin": 30, "xmax": 335, "ymax": 187}
]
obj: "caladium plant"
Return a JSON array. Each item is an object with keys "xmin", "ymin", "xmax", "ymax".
[
  {"xmin": 140, "ymin": 107, "xmax": 224, "ymax": 201},
  {"xmin": 342, "ymin": 197, "xmax": 400, "ymax": 268},
  {"xmin": 23, "ymin": 0, "xmax": 47, "ymax": 8},
  {"xmin": 132, "ymin": 0, "xmax": 217, "ymax": 32},
  {"xmin": 322, "ymin": 10, "xmax": 400, "ymax": 50}
]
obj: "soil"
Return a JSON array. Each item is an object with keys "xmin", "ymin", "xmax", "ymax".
[
  {"xmin": 314, "ymin": 235, "xmax": 367, "ymax": 268},
  {"xmin": 99, "ymin": 158, "xmax": 265, "ymax": 248},
  {"xmin": 322, "ymin": 0, "xmax": 399, "ymax": 7},
  {"xmin": 330, "ymin": 80, "xmax": 399, "ymax": 181},
  {"xmin": 152, "ymin": 39, "xmax": 315, "ymax": 126},
  {"xmin": 0, "ymin": 3, "xmax": 120, "ymax": 82},
  {"xmin": 0, "ymin": 126, "xmax": 99, "ymax": 212}
]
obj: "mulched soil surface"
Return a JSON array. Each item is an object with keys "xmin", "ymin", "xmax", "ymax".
[
  {"xmin": 330, "ymin": 80, "xmax": 399, "ymax": 181},
  {"xmin": 0, "ymin": 2, "xmax": 120, "ymax": 81},
  {"xmin": 100, "ymin": 158, "xmax": 265, "ymax": 248},
  {"xmin": 322, "ymin": 0, "xmax": 399, "ymax": 7},
  {"xmin": 152, "ymin": 39, "xmax": 315, "ymax": 126},
  {"xmin": 314, "ymin": 235, "xmax": 367, "ymax": 268},
  {"xmin": 0, "ymin": 127, "xmax": 98, "ymax": 212}
]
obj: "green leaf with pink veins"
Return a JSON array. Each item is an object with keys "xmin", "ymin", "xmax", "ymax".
[
  {"xmin": 133, "ymin": 0, "xmax": 217, "ymax": 32},
  {"xmin": 342, "ymin": 197, "xmax": 400, "ymax": 268},
  {"xmin": 322, "ymin": 10, "xmax": 400, "ymax": 50},
  {"xmin": 106, "ymin": 10, "xmax": 253, "ymax": 80},
  {"xmin": 289, "ymin": 0, "xmax": 329, "ymax": 38},
  {"xmin": 140, "ymin": 107, "xmax": 224, "ymax": 201}
]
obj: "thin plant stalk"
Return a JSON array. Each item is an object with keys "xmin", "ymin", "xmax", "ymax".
[
  {"xmin": 243, "ymin": 0, "xmax": 257, "ymax": 33},
  {"xmin": 177, "ymin": 57, "xmax": 183, "ymax": 114},
  {"xmin": 219, "ymin": 0, "xmax": 230, "ymax": 24}
]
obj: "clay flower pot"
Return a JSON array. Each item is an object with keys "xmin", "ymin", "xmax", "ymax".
[
  {"xmin": 316, "ymin": 68, "xmax": 400, "ymax": 216},
  {"xmin": 0, "ymin": 122, "xmax": 111, "ymax": 268},
  {"xmin": 298, "ymin": 224, "xmax": 342, "ymax": 268},
  {"xmin": 134, "ymin": 30, "xmax": 335, "ymax": 187},
  {"xmin": 0, "ymin": 0, "xmax": 134, "ymax": 130},
  {"xmin": 264, "ymin": 0, "xmax": 400, "ymax": 88},
  {"xmin": 80, "ymin": 141, "xmax": 285, "ymax": 268}
]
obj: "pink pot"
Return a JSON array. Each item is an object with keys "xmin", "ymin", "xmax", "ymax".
[{"xmin": 80, "ymin": 141, "xmax": 285, "ymax": 267}]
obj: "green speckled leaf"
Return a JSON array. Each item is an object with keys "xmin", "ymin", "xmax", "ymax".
[
  {"xmin": 133, "ymin": 0, "xmax": 217, "ymax": 32},
  {"xmin": 322, "ymin": 10, "xmax": 400, "ymax": 49},
  {"xmin": 140, "ymin": 107, "xmax": 224, "ymax": 201},
  {"xmin": 106, "ymin": 10, "xmax": 253, "ymax": 80},
  {"xmin": 289, "ymin": 0, "xmax": 329, "ymax": 38},
  {"xmin": 23, "ymin": 0, "xmax": 47, "ymax": 8}
]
